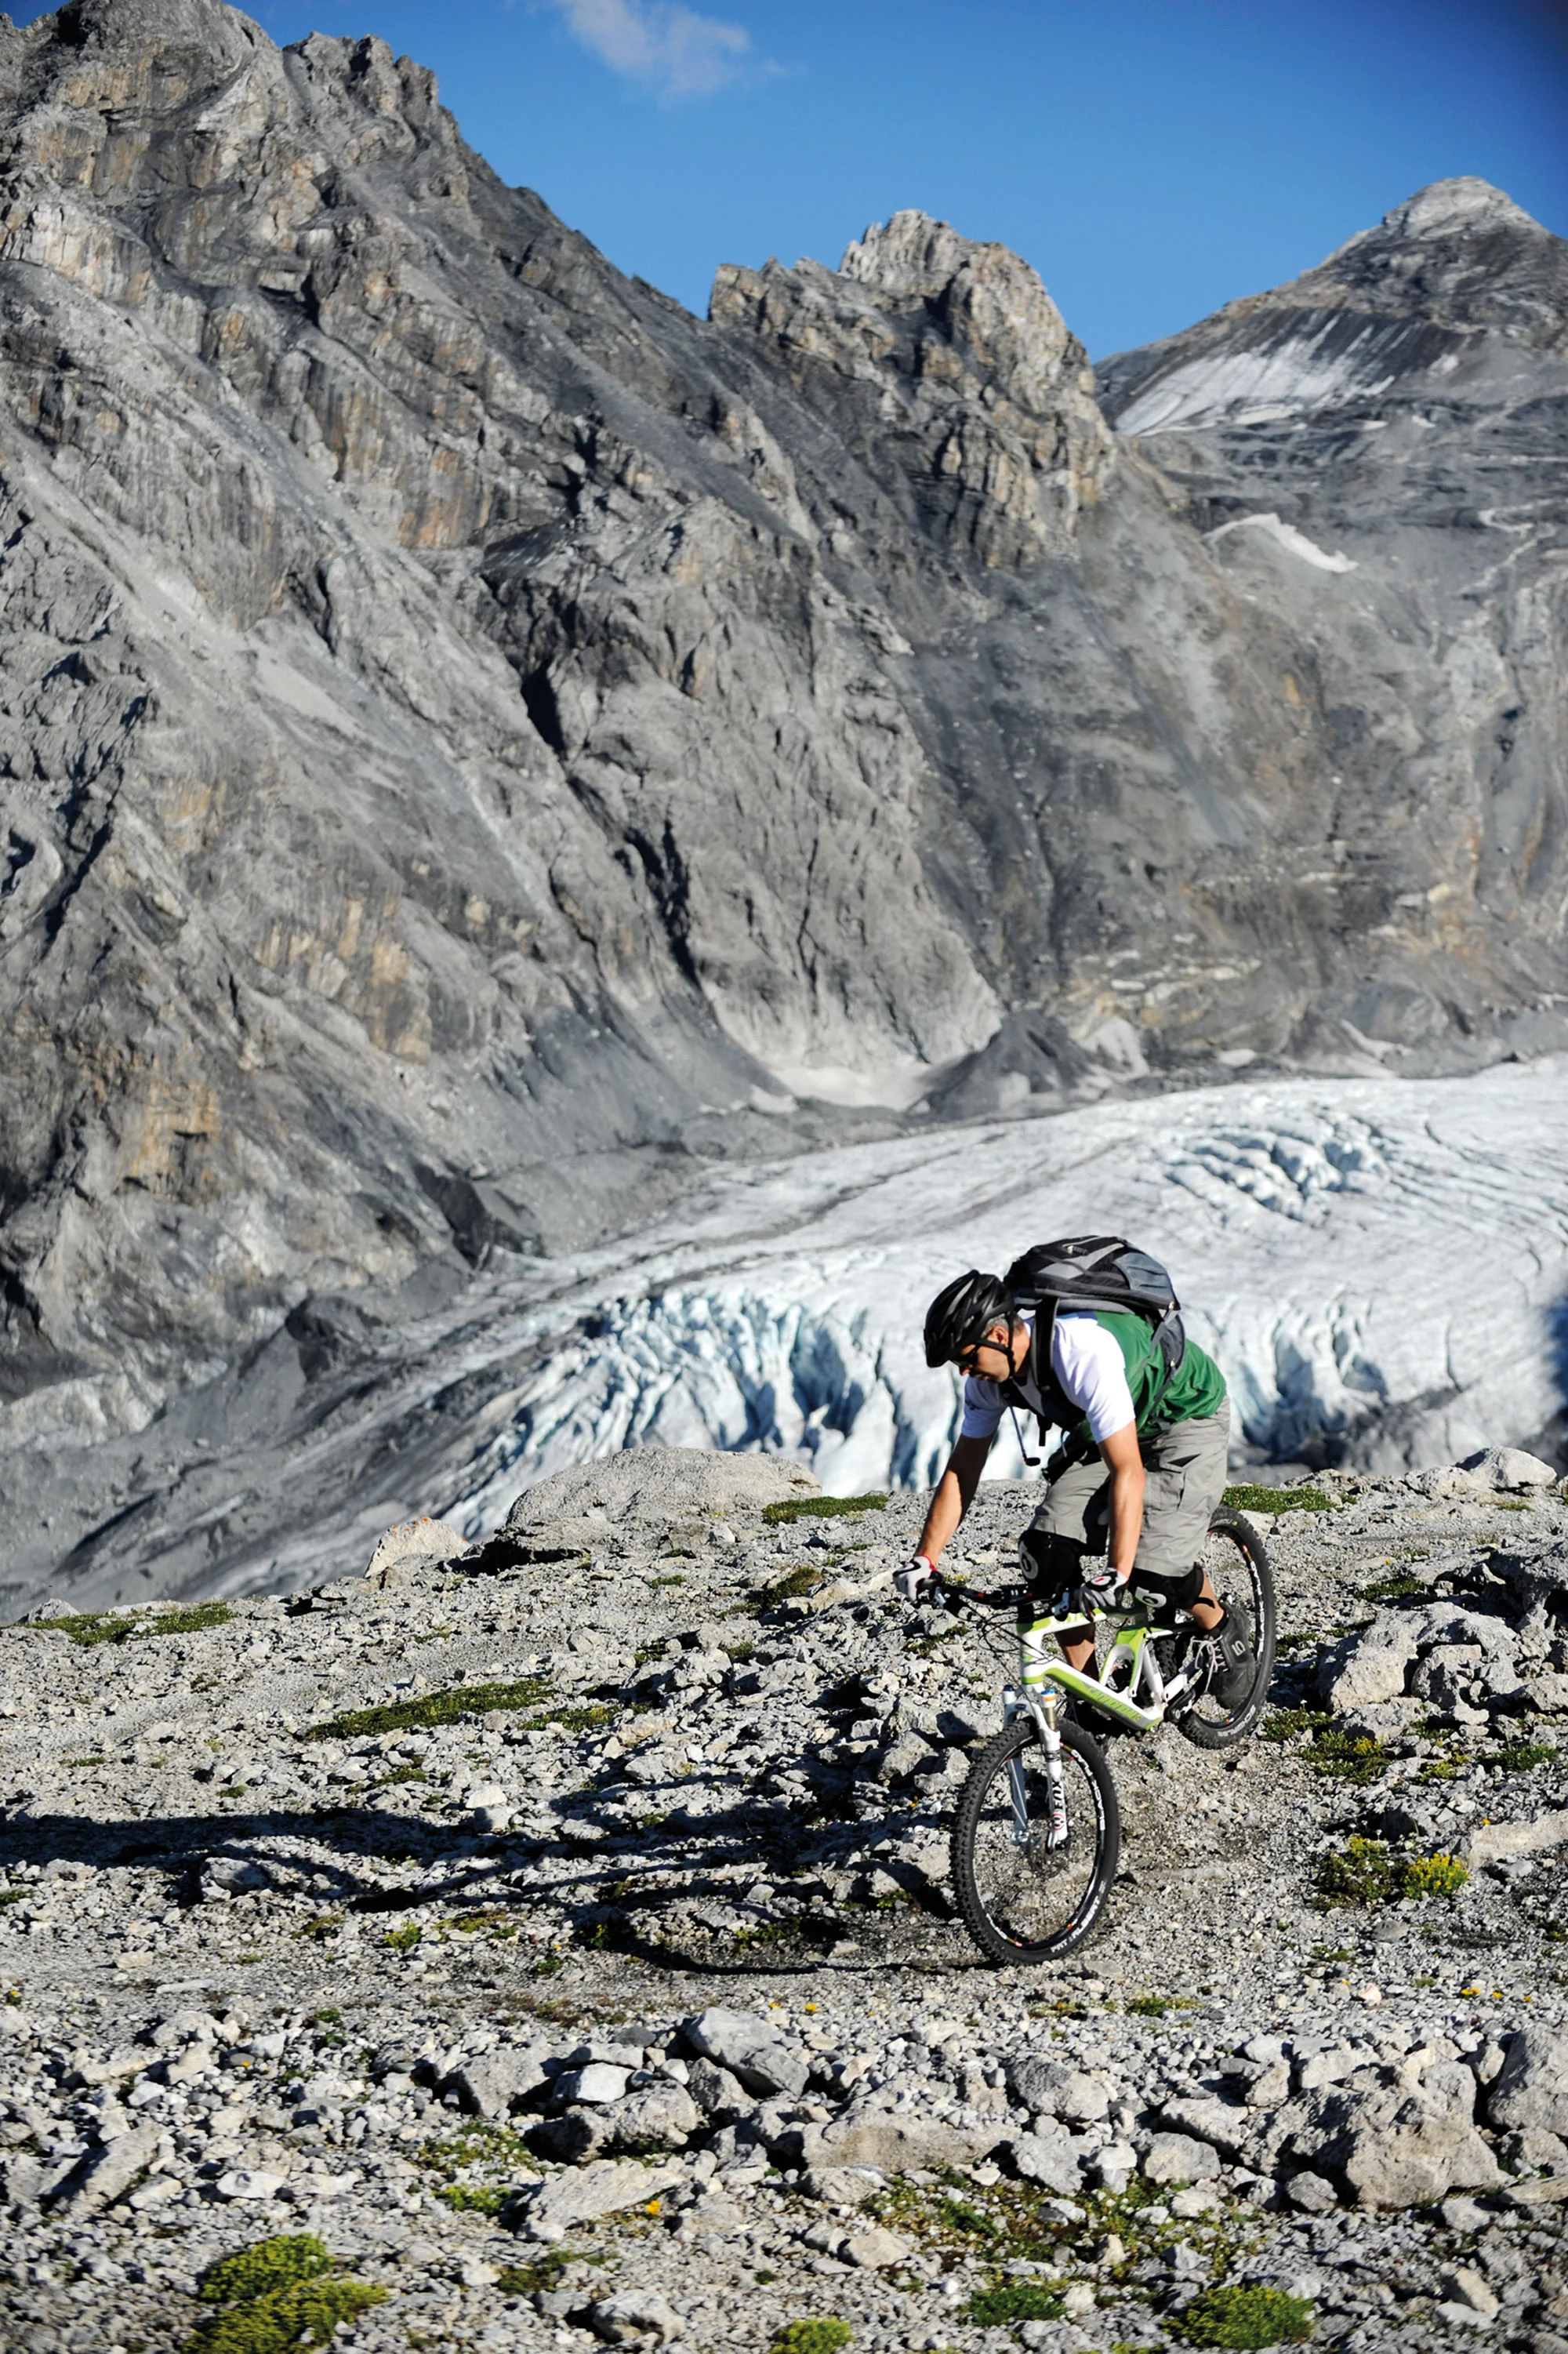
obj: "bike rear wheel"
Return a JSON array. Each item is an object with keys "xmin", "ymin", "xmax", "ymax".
[
  {"xmin": 949, "ymin": 1716, "xmax": 1120, "ymax": 1965},
  {"xmin": 1173, "ymin": 1505, "xmax": 1276, "ymax": 1749}
]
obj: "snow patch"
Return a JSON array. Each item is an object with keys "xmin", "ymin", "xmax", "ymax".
[
  {"xmin": 766, "ymin": 1054, "xmax": 939, "ymax": 1110},
  {"xmin": 1208, "ymin": 513, "xmax": 1357, "ymax": 574},
  {"xmin": 1115, "ymin": 321, "xmax": 1398, "ymax": 434}
]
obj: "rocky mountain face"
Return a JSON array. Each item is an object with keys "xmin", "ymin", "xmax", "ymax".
[
  {"xmin": 0, "ymin": 1452, "xmax": 1566, "ymax": 2345},
  {"xmin": 0, "ymin": 0, "xmax": 1564, "ymax": 1600}
]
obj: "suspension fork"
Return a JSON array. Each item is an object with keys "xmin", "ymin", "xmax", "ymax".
[{"xmin": 1003, "ymin": 1679, "xmax": 1069, "ymax": 1850}]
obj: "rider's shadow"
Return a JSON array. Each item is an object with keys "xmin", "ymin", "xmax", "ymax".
[{"xmin": 0, "ymin": 1767, "xmax": 946, "ymax": 1980}]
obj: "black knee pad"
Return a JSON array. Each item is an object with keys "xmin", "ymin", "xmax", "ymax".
[
  {"xmin": 1018, "ymin": 1528, "xmax": 1085, "ymax": 1591},
  {"xmin": 1134, "ymin": 1561, "xmax": 1206, "ymax": 1609}
]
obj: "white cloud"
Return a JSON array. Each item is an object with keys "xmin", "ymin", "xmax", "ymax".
[{"xmin": 547, "ymin": 0, "xmax": 758, "ymax": 98}]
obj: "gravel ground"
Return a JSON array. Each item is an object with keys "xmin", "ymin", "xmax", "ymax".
[{"xmin": 2, "ymin": 1452, "xmax": 1566, "ymax": 2354}]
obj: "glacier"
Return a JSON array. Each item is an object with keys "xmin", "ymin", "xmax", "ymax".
[{"xmin": 439, "ymin": 1059, "xmax": 1568, "ymax": 1530}]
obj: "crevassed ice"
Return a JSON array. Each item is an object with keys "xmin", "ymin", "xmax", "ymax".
[{"xmin": 442, "ymin": 1061, "xmax": 1568, "ymax": 1526}]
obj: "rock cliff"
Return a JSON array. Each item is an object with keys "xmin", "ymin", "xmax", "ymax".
[{"xmin": 0, "ymin": 0, "xmax": 1565, "ymax": 1589}]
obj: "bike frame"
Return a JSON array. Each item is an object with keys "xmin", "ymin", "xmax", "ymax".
[{"xmin": 999, "ymin": 1594, "xmax": 1207, "ymax": 1850}]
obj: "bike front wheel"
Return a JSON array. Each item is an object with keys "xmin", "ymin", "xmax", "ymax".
[{"xmin": 949, "ymin": 1716, "xmax": 1120, "ymax": 1966}]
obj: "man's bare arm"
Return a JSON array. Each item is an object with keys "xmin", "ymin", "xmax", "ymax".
[
  {"xmin": 1099, "ymin": 1419, "xmax": 1145, "ymax": 1582},
  {"xmin": 915, "ymin": 1433, "xmax": 994, "ymax": 1563}
]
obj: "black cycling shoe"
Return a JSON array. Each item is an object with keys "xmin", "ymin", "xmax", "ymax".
[{"xmin": 1208, "ymin": 1600, "xmax": 1256, "ymax": 1709}]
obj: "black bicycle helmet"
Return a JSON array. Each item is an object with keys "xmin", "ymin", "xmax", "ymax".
[{"xmin": 924, "ymin": 1270, "xmax": 1013, "ymax": 1368}]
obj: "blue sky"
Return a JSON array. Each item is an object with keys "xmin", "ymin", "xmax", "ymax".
[{"xmin": 17, "ymin": 0, "xmax": 1568, "ymax": 355}]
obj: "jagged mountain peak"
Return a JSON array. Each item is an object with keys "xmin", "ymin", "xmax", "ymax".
[
  {"xmin": 1100, "ymin": 165, "xmax": 1568, "ymax": 432},
  {"xmin": 1377, "ymin": 173, "xmax": 1541, "ymax": 240},
  {"xmin": 1292, "ymin": 173, "xmax": 1568, "ymax": 353}
]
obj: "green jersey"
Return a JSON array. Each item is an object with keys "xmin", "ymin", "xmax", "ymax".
[{"xmin": 1083, "ymin": 1310, "xmax": 1227, "ymax": 1435}]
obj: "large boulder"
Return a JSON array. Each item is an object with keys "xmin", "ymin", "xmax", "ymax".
[
  {"xmin": 681, "ymin": 2007, "xmax": 809, "ymax": 2101},
  {"xmin": 515, "ymin": 2159, "xmax": 684, "ymax": 2242},
  {"xmin": 586, "ymin": 2292, "xmax": 683, "ymax": 2346},
  {"xmin": 365, "ymin": 1516, "xmax": 467, "ymax": 1582},
  {"xmin": 1411, "ymin": 1449, "xmax": 1558, "ymax": 1498},
  {"xmin": 1465, "ymin": 1811, "xmax": 1568, "ymax": 1869},
  {"xmin": 600, "ymin": 2085, "xmax": 702, "ymax": 2153},
  {"xmin": 1004, "ymin": 2128, "xmax": 1085, "ymax": 2194},
  {"xmin": 1006, "ymin": 2056, "xmax": 1110, "ymax": 2123},
  {"xmin": 793, "ymin": 2098, "xmax": 1004, "ymax": 2173},
  {"xmin": 1490, "ymin": 1540, "xmax": 1568, "ymax": 1647},
  {"xmin": 1144, "ymin": 2133, "xmax": 1221, "ymax": 2185},
  {"xmin": 506, "ymin": 1448, "xmax": 818, "ymax": 1537},
  {"xmin": 1486, "ymin": 2029, "xmax": 1568, "ymax": 2134},
  {"xmin": 446, "ymin": 2047, "xmax": 550, "ymax": 2119},
  {"xmin": 1317, "ymin": 1618, "xmax": 1421, "ymax": 1710},
  {"xmin": 1308, "ymin": 2062, "xmax": 1501, "ymax": 2209},
  {"xmin": 1317, "ymin": 1601, "xmax": 1518, "ymax": 1711},
  {"xmin": 1159, "ymin": 2097, "xmax": 1254, "ymax": 2160}
]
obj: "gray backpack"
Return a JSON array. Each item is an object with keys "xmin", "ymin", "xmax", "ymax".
[{"xmin": 1000, "ymin": 1235, "xmax": 1187, "ymax": 1457}]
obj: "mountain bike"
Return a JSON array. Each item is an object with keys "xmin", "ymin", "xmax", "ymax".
[{"xmin": 923, "ymin": 1504, "xmax": 1274, "ymax": 1965}]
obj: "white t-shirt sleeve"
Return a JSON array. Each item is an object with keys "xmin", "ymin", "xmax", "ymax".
[
  {"xmin": 958, "ymin": 1375, "xmax": 1004, "ymax": 1441},
  {"xmin": 1051, "ymin": 1316, "xmax": 1136, "ymax": 1442}
]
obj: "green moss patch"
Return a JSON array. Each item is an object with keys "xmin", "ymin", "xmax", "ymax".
[
  {"xmin": 755, "ymin": 1566, "xmax": 823, "ymax": 1608},
  {"xmin": 868, "ymin": 2167, "xmax": 1200, "ymax": 2276},
  {"xmin": 21, "ymin": 1600, "xmax": 234, "ymax": 1647},
  {"xmin": 189, "ymin": 2235, "xmax": 385, "ymax": 2354},
  {"xmin": 770, "ymin": 2324, "xmax": 854, "ymax": 2354},
  {"xmin": 415, "ymin": 2117, "xmax": 537, "ymax": 2212},
  {"xmin": 763, "ymin": 1493, "xmax": 887, "ymax": 1524},
  {"xmin": 1500, "ymin": 1738, "xmax": 1555, "ymax": 1772},
  {"xmin": 198, "ymin": 2238, "xmax": 331, "ymax": 2305},
  {"xmin": 968, "ymin": 2280, "xmax": 1065, "ymax": 2325},
  {"xmin": 528, "ymin": 1701, "xmax": 616, "ymax": 1735},
  {"xmin": 303, "ymin": 1676, "xmax": 551, "ymax": 1741},
  {"xmin": 1222, "ymin": 1484, "xmax": 1336, "ymax": 1516},
  {"xmin": 495, "ymin": 2249, "xmax": 609, "ymax": 2295},
  {"xmin": 1261, "ymin": 1713, "xmax": 1388, "ymax": 1784},
  {"xmin": 1315, "ymin": 1837, "xmax": 1468, "ymax": 1906},
  {"xmin": 1361, "ymin": 1573, "xmax": 1425, "ymax": 1602},
  {"xmin": 1174, "ymin": 2285, "xmax": 1314, "ymax": 2347}
]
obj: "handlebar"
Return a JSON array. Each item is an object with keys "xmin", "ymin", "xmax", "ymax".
[{"xmin": 929, "ymin": 1571, "xmax": 1029, "ymax": 1614}]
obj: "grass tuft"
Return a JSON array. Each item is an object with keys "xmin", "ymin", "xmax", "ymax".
[
  {"xmin": 755, "ymin": 1566, "xmax": 823, "ymax": 1608},
  {"xmin": 1361, "ymin": 1573, "xmax": 1425, "ymax": 1603},
  {"xmin": 189, "ymin": 2235, "xmax": 385, "ymax": 2354},
  {"xmin": 1173, "ymin": 2286, "xmax": 1314, "ymax": 2347},
  {"xmin": 198, "ymin": 2238, "xmax": 331, "ymax": 2305},
  {"xmin": 303, "ymin": 1676, "xmax": 550, "ymax": 1741},
  {"xmin": 24, "ymin": 1600, "xmax": 234, "ymax": 1647},
  {"xmin": 188, "ymin": 2280, "xmax": 385, "ymax": 2353},
  {"xmin": 1261, "ymin": 1713, "xmax": 1389, "ymax": 1784},
  {"xmin": 1398, "ymin": 1852, "xmax": 1470, "ymax": 1898},
  {"xmin": 1222, "ymin": 1484, "xmax": 1335, "ymax": 1516},
  {"xmin": 967, "ymin": 2280, "xmax": 1065, "ymax": 2324},
  {"xmin": 763, "ymin": 1493, "xmax": 887, "ymax": 1524},
  {"xmin": 1500, "ymin": 1738, "xmax": 1555, "ymax": 1773},
  {"xmin": 1315, "ymin": 1837, "xmax": 1468, "ymax": 1906},
  {"xmin": 770, "ymin": 2325, "xmax": 854, "ymax": 2354}
]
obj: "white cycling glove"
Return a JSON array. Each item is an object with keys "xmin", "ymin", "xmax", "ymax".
[
  {"xmin": 894, "ymin": 1554, "xmax": 935, "ymax": 1604},
  {"xmin": 1078, "ymin": 1564, "xmax": 1134, "ymax": 1614}
]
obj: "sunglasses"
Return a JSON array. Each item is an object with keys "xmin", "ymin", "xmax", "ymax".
[{"xmin": 956, "ymin": 1339, "xmax": 1001, "ymax": 1374}]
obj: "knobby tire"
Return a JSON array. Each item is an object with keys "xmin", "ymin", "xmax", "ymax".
[
  {"xmin": 949, "ymin": 1715, "xmax": 1120, "ymax": 1966},
  {"xmin": 1175, "ymin": 1504, "xmax": 1277, "ymax": 1751}
]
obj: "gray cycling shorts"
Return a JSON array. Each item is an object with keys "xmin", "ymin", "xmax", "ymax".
[{"xmin": 1025, "ymin": 1400, "xmax": 1231, "ymax": 1588}]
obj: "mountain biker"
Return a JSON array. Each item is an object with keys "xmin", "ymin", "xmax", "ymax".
[{"xmin": 899, "ymin": 1269, "xmax": 1254, "ymax": 1707}]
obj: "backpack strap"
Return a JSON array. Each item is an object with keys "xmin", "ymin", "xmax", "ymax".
[{"xmin": 999, "ymin": 1304, "xmax": 1080, "ymax": 1451}]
